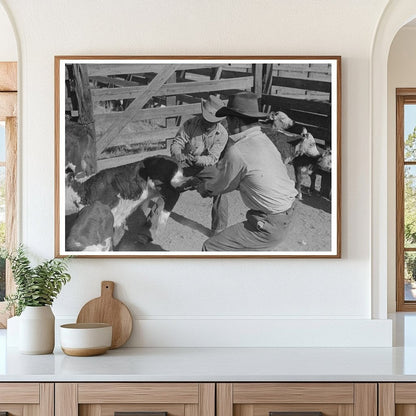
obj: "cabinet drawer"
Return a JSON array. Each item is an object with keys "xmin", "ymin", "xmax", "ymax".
[
  {"xmin": 0, "ymin": 383, "xmax": 53, "ymax": 416},
  {"xmin": 56, "ymin": 383, "xmax": 215, "ymax": 416},
  {"xmin": 0, "ymin": 383, "xmax": 39, "ymax": 403},
  {"xmin": 78, "ymin": 383, "xmax": 200, "ymax": 404},
  {"xmin": 217, "ymin": 383, "xmax": 376, "ymax": 416},
  {"xmin": 379, "ymin": 383, "xmax": 416, "ymax": 415}
]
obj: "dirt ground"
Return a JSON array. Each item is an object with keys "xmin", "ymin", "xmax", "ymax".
[
  {"xmin": 155, "ymin": 186, "xmax": 331, "ymax": 252},
  {"xmin": 115, "ymin": 128, "xmax": 332, "ymax": 253},
  {"xmin": 117, "ymin": 165, "xmax": 332, "ymax": 253}
]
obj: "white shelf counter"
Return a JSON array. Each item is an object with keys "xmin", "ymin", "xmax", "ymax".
[{"xmin": 1, "ymin": 345, "xmax": 415, "ymax": 382}]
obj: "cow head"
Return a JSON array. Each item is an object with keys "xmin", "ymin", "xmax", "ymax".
[
  {"xmin": 269, "ymin": 111, "xmax": 294, "ymax": 131},
  {"xmin": 294, "ymin": 128, "xmax": 321, "ymax": 158},
  {"xmin": 141, "ymin": 156, "xmax": 190, "ymax": 189},
  {"xmin": 318, "ymin": 148, "xmax": 332, "ymax": 172},
  {"xmin": 66, "ymin": 201, "xmax": 114, "ymax": 251},
  {"xmin": 64, "ymin": 164, "xmax": 88, "ymax": 215}
]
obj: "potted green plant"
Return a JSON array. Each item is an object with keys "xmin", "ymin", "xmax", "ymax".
[{"xmin": 4, "ymin": 245, "xmax": 71, "ymax": 354}]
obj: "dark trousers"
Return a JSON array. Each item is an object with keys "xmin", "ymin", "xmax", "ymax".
[
  {"xmin": 183, "ymin": 165, "xmax": 228, "ymax": 232},
  {"xmin": 210, "ymin": 194, "xmax": 228, "ymax": 231},
  {"xmin": 202, "ymin": 203, "xmax": 296, "ymax": 251}
]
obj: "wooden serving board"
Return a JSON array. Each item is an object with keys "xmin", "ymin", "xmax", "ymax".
[{"xmin": 76, "ymin": 281, "xmax": 133, "ymax": 349}]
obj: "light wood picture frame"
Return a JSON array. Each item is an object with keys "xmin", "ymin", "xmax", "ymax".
[{"xmin": 55, "ymin": 56, "xmax": 341, "ymax": 258}]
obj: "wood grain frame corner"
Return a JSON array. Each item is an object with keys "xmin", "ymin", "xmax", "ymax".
[{"xmin": 54, "ymin": 56, "xmax": 62, "ymax": 258}]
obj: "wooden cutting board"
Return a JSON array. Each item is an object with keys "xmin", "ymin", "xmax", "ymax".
[{"xmin": 76, "ymin": 281, "xmax": 133, "ymax": 349}]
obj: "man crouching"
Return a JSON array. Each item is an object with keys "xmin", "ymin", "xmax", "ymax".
[{"xmin": 197, "ymin": 92, "xmax": 298, "ymax": 251}]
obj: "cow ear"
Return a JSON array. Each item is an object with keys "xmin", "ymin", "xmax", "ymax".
[
  {"xmin": 142, "ymin": 157, "xmax": 157, "ymax": 179},
  {"xmin": 294, "ymin": 139, "xmax": 306, "ymax": 156},
  {"xmin": 65, "ymin": 171, "xmax": 75, "ymax": 185},
  {"xmin": 138, "ymin": 166, "xmax": 148, "ymax": 180}
]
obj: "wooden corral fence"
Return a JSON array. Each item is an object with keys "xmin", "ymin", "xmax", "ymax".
[
  {"xmin": 65, "ymin": 63, "xmax": 257, "ymax": 172},
  {"xmin": 261, "ymin": 63, "xmax": 332, "ymax": 147},
  {"xmin": 65, "ymin": 62, "xmax": 332, "ymax": 175}
]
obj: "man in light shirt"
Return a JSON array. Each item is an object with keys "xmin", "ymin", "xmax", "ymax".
[
  {"xmin": 197, "ymin": 92, "xmax": 298, "ymax": 251},
  {"xmin": 170, "ymin": 95, "xmax": 229, "ymax": 234}
]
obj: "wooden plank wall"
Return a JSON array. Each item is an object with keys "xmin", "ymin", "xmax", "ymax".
[
  {"xmin": 66, "ymin": 64, "xmax": 256, "ymax": 170},
  {"xmin": 66, "ymin": 62, "xmax": 333, "ymax": 171},
  {"xmin": 262, "ymin": 63, "xmax": 332, "ymax": 144}
]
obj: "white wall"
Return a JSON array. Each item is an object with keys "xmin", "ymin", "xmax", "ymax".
[
  {"xmin": 0, "ymin": 3, "xmax": 16, "ymax": 61},
  {"xmin": 0, "ymin": 0, "xmax": 394, "ymax": 347},
  {"xmin": 387, "ymin": 26, "xmax": 416, "ymax": 312}
]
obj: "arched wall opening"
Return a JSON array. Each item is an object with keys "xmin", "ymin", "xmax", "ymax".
[
  {"xmin": 371, "ymin": 1, "xmax": 416, "ymax": 319},
  {"xmin": 387, "ymin": 20, "xmax": 416, "ymax": 313}
]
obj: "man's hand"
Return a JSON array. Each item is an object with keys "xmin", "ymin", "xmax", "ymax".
[
  {"xmin": 197, "ymin": 182, "xmax": 212, "ymax": 198},
  {"xmin": 188, "ymin": 154, "xmax": 206, "ymax": 166},
  {"xmin": 172, "ymin": 152, "xmax": 187, "ymax": 164},
  {"xmin": 186, "ymin": 154, "xmax": 197, "ymax": 164}
]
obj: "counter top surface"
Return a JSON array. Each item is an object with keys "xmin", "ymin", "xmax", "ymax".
[{"xmin": 3, "ymin": 345, "xmax": 416, "ymax": 382}]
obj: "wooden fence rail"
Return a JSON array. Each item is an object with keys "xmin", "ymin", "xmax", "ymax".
[
  {"xmin": 94, "ymin": 103, "xmax": 202, "ymax": 124},
  {"xmin": 272, "ymin": 76, "xmax": 332, "ymax": 94},
  {"xmin": 91, "ymin": 76, "xmax": 253, "ymax": 101},
  {"xmin": 86, "ymin": 63, "xmax": 224, "ymax": 77},
  {"xmin": 65, "ymin": 62, "xmax": 333, "ymax": 173},
  {"xmin": 262, "ymin": 67, "xmax": 332, "ymax": 144}
]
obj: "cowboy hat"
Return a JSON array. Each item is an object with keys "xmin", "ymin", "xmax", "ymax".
[
  {"xmin": 201, "ymin": 95, "xmax": 226, "ymax": 123},
  {"xmin": 216, "ymin": 92, "xmax": 268, "ymax": 119}
]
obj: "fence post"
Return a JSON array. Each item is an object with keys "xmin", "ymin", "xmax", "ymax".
[
  {"xmin": 166, "ymin": 72, "xmax": 178, "ymax": 127},
  {"xmin": 262, "ymin": 64, "xmax": 274, "ymax": 112},
  {"xmin": 72, "ymin": 64, "xmax": 97, "ymax": 175},
  {"xmin": 252, "ymin": 64, "xmax": 263, "ymax": 97}
]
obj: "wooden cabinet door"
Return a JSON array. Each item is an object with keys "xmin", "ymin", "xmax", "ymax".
[
  {"xmin": 379, "ymin": 383, "xmax": 416, "ymax": 416},
  {"xmin": 0, "ymin": 383, "xmax": 53, "ymax": 416},
  {"xmin": 217, "ymin": 383, "xmax": 377, "ymax": 416},
  {"xmin": 55, "ymin": 383, "xmax": 215, "ymax": 416}
]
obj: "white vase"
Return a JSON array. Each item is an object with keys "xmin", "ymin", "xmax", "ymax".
[
  {"xmin": 6, "ymin": 315, "xmax": 20, "ymax": 347},
  {"xmin": 19, "ymin": 306, "xmax": 55, "ymax": 354}
]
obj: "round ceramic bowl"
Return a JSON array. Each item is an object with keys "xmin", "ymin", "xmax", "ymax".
[{"xmin": 60, "ymin": 323, "xmax": 112, "ymax": 357}]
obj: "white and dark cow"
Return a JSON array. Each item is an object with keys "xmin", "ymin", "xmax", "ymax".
[
  {"xmin": 285, "ymin": 128, "xmax": 329, "ymax": 200},
  {"xmin": 314, "ymin": 148, "xmax": 332, "ymax": 200},
  {"xmin": 65, "ymin": 121, "xmax": 96, "ymax": 178},
  {"xmin": 267, "ymin": 111, "xmax": 294, "ymax": 131},
  {"xmin": 65, "ymin": 155, "xmax": 189, "ymax": 251},
  {"xmin": 66, "ymin": 201, "xmax": 114, "ymax": 251},
  {"xmin": 317, "ymin": 148, "xmax": 332, "ymax": 172}
]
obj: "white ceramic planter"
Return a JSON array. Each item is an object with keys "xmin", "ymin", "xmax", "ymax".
[
  {"xmin": 19, "ymin": 306, "xmax": 55, "ymax": 354},
  {"xmin": 6, "ymin": 315, "xmax": 20, "ymax": 347}
]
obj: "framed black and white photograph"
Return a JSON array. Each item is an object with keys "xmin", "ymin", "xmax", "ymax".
[{"xmin": 55, "ymin": 56, "xmax": 341, "ymax": 258}]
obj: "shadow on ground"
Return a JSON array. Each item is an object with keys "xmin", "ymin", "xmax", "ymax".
[
  {"xmin": 170, "ymin": 212, "xmax": 211, "ymax": 237},
  {"xmin": 298, "ymin": 190, "xmax": 332, "ymax": 214}
]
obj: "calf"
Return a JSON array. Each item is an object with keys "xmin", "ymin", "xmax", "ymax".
[
  {"xmin": 264, "ymin": 111, "xmax": 294, "ymax": 131},
  {"xmin": 65, "ymin": 121, "xmax": 96, "ymax": 177},
  {"xmin": 312, "ymin": 148, "xmax": 332, "ymax": 199},
  {"xmin": 286, "ymin": 128, "xmax": 325, "ymax": 200},
  {"xmin": 65, "ymin": 155, "xmax": 190, "ymax": 251},
  {"xmin": 317, "ymin": 148, "xmax": 332, "ymax": 172},
  {"xmin": 66, "ymin": 201, "xmax": 114, "ymax": 251}
]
